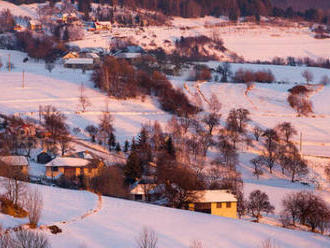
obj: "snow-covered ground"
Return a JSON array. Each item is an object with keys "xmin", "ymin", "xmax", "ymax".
[
  {"xmin": 68, "ymin": 16, "xmax": 330, "ymax": 61},
  {"xmin": 1, "ymin": 182, "xmax": 329, "ymax": 248},
  {"xmin": 0, "ymin": 49, "xmax": 171, "ymax": 143}
]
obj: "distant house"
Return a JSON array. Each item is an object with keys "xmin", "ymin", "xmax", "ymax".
[
  {"xmin": 116, "ymin": 52, "xmax": 142, "ymax": 60},
  {"xmin": 64, "ymin": 58, "xmax": 94, "ymax": 70},
  {"xmin": 129, "ymin": 180, "xmax": 158, "ymax": 201},
  {"xmin": 188, "ymin": 190, "xmax": 237, "ymax": 219},
  {"xmin": 45, "ymin": 157, "xmax": 104, "ymax": 179},
  {"xmin": 94, "ymin": 21, "xmax": 111, "ymax": 31},
  {"xmin": 0, "ymin": 156, "xmax": 29, "ymax": 175},
  {"xmin": 29, "ymin": 20, "xmax": 42, "ymax": 31}
]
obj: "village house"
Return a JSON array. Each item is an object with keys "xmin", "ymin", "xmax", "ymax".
[
  {"xmin": 45, "ymin": 157, "xmax": 104, "ymax": 179},
  {"xmin": 64, "ymin": 58, "xmax": 94, "ymax": 70},
  {"xmin": 129, "ymin": 179, "xmax": 158, "ymax": 201},
  {"xmin": 29, "ymin": 20, "xmax": 42, "ymax": 31},
  {"xmin": 94, "ymin": 21, "xmax": 112, "ymax": 31},
  {"xmin": 0, "ymin": 155, "xmax": 29, "ymax": 175},
  {"xmin": 188, "ymin": 190, "xmax": 238, "ymax": 219}
]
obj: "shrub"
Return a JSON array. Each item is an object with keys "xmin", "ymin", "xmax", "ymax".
[
  {"xmin": 0, "ymin": 196, "xmax": 28, "ymax": 218},
  {"xmin": 92, "ymin": 56, "xmax": 199, "ymax": 116},
  {"xmin": 48, "ymin": 225, "xmax": 62, "ymax": 234},
  {"xmin": 233, "ymin": 69, "xmax": 275, "ymax": 83}
]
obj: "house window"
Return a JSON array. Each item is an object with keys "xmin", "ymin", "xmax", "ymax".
[
  {"xmin": 216, "ymin": 202, "xmax": 222, "ymax": 208},
  {"xmin": 226, "ymin": 202, "xmax": 231, "ymax": 208},
  {"xmin": 51, "ymin": 167, "xmax": 58, "ymax": 172}
]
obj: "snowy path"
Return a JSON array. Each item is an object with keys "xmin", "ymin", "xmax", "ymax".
[{"xmin": 47, "ymin": 193, "xmax": 103, "ymax": 227}]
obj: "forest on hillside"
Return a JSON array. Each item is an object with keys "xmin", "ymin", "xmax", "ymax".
[
  {"xmin": 271, "ymin": 0, "xmax": 330, "ymax": 12},
  {"xmin": 3, "ymin": 0, "xmax": 329, "ymax": 23}
]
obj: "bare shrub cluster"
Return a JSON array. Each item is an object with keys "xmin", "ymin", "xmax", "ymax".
[
  {"xmin": 287, "ymin": 85, "xmax": 313, "ymax": 116},
  {"xmin": 92, "ymin": 56, "xmax": 199, "ymax": 116},
  {"xmin": 233, "ymin": 68, "xmax": 275, "ymax": 83},
  {"xmin": 281, "ymin": 191, "xmax": 330, "ymax": 233}
]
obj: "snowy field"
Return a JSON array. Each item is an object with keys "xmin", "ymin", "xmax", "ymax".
[
  {"xmin": 68, "ymin": 16, "xmax": 330, "ymax": 61},
  {"xmin": 1, "ymin": 182, "xmax": 329, "ymax": 248},
  {"xmin": 0, "ymin": 49, "xmax": 171, "ymax": 143}
]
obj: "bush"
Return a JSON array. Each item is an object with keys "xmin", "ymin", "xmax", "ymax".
[
  {"xmin": 92, "ymin": 56, "xmax": 199, "ymax": 116},
  {"xmin": 48, "ymin": 225, "xmax": 62, "ymax": 234},
  {"xmin": 287, "ymin": 86, "xmax": 313, "ymax": 116},
  {"xmin": 233, "ymin": 68, "xmax": 274, "ymax": 83},
  {"xmin": 281, "ymin": 191, "xmax": 330, "ymax": 233},
  {"xmin": 0, "ymin": 196, "xmax": 28, "ymax": 218}
]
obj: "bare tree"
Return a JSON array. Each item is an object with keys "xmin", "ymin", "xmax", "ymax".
[
  {"xmin": 325, "ymin": 165, "xmax": 330, "ymax": 182},
  {"xmin": 45, "ymin": 61, "xmax": 55, "ymax": 73},
  {"xmin": 203, "ymin": 94, "xmax": 221, "ymax": 135},
  {"xmin": 275, "ymin": 122, "xmax": 297, "ymax": 144},
  {"xmin": 260, "ymin": 238, "xmax": 280, "ymax": 248},
  {"xmin": 58, "ymin": 131, "xmax": 73, "ymax": 156},
  {"xmin": 216, "ymin": 62, "xmax": 232, "ymax": 82},
  {"xmin": 12, "ymin": 229, "xmax": 50, "ymax": 248},
  {"xmin": 85, "ymin": 125, "xmax": 98, "ymax": 142},
  {"xmin": 279, "ymin": 142, "xmax": 308, "ymax": 182},
  {"xmin": 0, "ymin": 164, "xmax": 27, "ymax": 206},
  {"xmin": 261, "ymin": 129, "xmax": 279, "ymax": 174},
  {"xmin": 281, "ymin": 191, "xmax": 330, "ymax": 233},
  {"xmin": 250, "ymin": 157, "xmax": 263, "ymax": 180},
  {"xmin": 136, "ymin": 227, "xmax": 158, "ymax": 248},
  {"xmin": 253, "ymin": 126, "xmax": 263, "ymax": 141},
  {"xmin": 42, "ymin": 105, "xmax": 68, "ymax": 145},
  {"xmin": 190, "ymin": 240, "xmax": 204, "ymax": 248},
  {"xmin": 79, "ymin": 83, "xmax": 91, "ymax": 113},
  {"xmin": 248, "ymin": 190, "xmax": 274, "ymax": 222},
  {"xmin": 26, "ymin": 188, "xmax": 43, "ymax": 228},
  {"xmin": 98, "ymin": 111, "xmax": 115, "ymax": 146},
  {"xmin": 302, "ymin": 70, "xmax": 314, "ymax": 84}
]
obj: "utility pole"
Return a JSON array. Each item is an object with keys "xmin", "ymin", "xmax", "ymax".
[
  {"xmin": 300, "ymin": 132, "xmax": 303, "ymax": 155},
  {"xmin": 22, "ymin": 70, "xmax": 25, "ymax": 88},
  {"xmin": 8, "ymin": 54, "xmax": 11, "ymax": 72}
]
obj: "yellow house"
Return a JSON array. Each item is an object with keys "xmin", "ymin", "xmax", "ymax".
[
  {"xmin": 189, "ymin": 190, "xmax": 238, "ymax": 219},
  {"xmin": 45, "ymin": 157, "xmax": 103, "ymax": 179}
]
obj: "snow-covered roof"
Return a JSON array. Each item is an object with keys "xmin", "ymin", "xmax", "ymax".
[
  {"xmin": 86, "ymin": 53, "xmax": 99, "ymax": 59},
  {"xmin": 64, "ymin": 58, "xmax": 94, "ymax": 65},
  {"xmin": 45, "ymin": 157, "xmax": 90, "ymax": 167},
  {"xmin": 193, "ymin": 190, "xmax": 237, "ymax": 203},
  {"xmin": 30, "ymin": 20, "xmax": 41, "ymax": 25},
  {"xmin": 117, "ymin": 53, "xmax": 141, "ymax": 59},
  {"xmin": 130, "ymin": 184, "xmax": 157, "ymax": 195},
  {"xmin": 0, "ymin": 156, "xmax": 28, "ymax": 166}
]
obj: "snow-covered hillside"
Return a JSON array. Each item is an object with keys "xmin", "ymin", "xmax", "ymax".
[
  {"xmin": 68, "ymin": 16, "xmax": 330, "ymax": 61},
  {"xmin": 2, "ymin": 183, "xmax": 330, "ymax": 248},
  {"xmin": 0, "ymin": 0, "xmax": 37, "ymax": 18}
]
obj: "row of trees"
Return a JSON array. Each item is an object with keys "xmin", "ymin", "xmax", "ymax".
[
  {"xmin": 281, "ymin": 191, "xmax": 330, "ymax": 233},
  {"xmin": 251, "ymin": 122, "xmax": 309, "ymax": 182}
]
